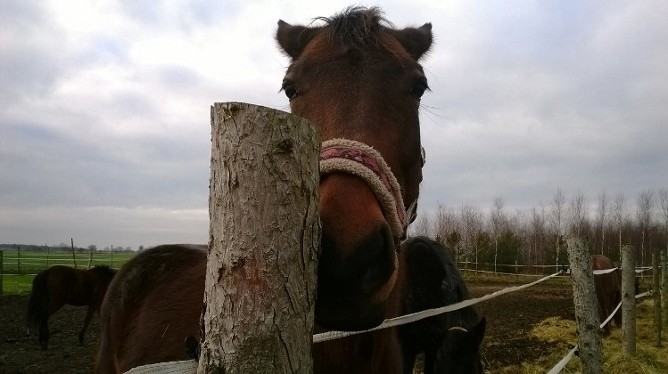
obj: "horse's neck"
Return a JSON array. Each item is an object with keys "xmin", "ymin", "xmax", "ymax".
[{"xmin": 313, "ymin": 328, "xmax": 402, "ymax": 374}]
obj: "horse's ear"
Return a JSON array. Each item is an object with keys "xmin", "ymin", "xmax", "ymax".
[
  {"xmin": 391, "ymin": 23, "xmax": 433, "ymax": 61},
  {"xmin": 276, "ymin": 20, "xmax": 319, "ymax": 59}
]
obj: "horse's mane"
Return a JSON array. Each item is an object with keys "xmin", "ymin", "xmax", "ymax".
[
  {"xmin": 316, "ymin": 6, "xmax": 392, "ymax": 48},
  {"xmin": 91, "ymin": 265, "xmax": 117, "ymax": 276},
  {"xmin": 405, "ymin": 236, "xmax": 482, "ymax": 330},
  {"xmin": 435, "ymin": 243, "xmax": 481, "ymax": 330}
]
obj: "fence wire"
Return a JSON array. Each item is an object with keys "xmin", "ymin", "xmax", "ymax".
[{"xmin": 314, "ymin": 269, "xmax": 565, "ymax": 343}]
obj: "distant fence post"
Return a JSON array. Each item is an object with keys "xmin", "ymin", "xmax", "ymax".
[
  {"xmin": 71, "ymin": 237, "xmax": 77, "ymax": 268},
  {"xmin": 653, "ymin": 247, "xmax": 663, "ymax": 347},
  {"xmin": 198, "ymin": 102, "xmax": 320, "ymax": 373},
  {"xmin": 622, "ymin": 244, "xmax": 636, "ymax": 356},
  {"xmin": 566, "ymin": 237, "xmax": 602, "ymax": 374}
]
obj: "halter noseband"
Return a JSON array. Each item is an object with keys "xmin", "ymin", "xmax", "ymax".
[{"xmin": 319, "ymin": 139, "xmax": 412, "ymax": 240}]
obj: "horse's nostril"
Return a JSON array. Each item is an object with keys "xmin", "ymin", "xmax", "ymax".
[{"xmin": 358, "ymin": 225, "xmax": 396, "ymax": 293}]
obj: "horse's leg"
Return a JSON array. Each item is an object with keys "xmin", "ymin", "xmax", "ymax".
[
  {"xmin": 401, "ymin": 352, "xmax": 416, "ymax": 374},
  {"xmin": 423, "ymin": 351, "xmax": 436, "ymax": 374},
  {"xmin": 79, "ymin": 306, "xmax": 95, "ymax": 345},
  {"xmin": 38, "ymin": 317, "xmax": 49, "ymax": 350}
]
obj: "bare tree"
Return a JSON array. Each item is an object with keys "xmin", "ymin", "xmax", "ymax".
[
  {"xmin": 435, "ymin": 203, "xmax": 462, "ymax": 261},
  {"xmin": 550, "ymin": 188, "xmax": 567, "ymax": 269},
  {"xmin": 411, "ymin": 211, "xmax": 434, "ymax": 237},
  {"xmin": 596, "ymin": 191, "xmax": 609, "ymax": 255},
  {"xmin": 510, "ymin": 208, "xmax": 527, "ymax": 266},
  {"xmin": 636, "ymin": 190, "xmax": 654, "ymax": 266},
  {"xmin": 568, "ymin": 192, "xmax": 589, "ymax": 239},
  {"xmin": 460, "ymin": 204, "xmax": 483, "ymax": 270},
  {"xmin": 660, "ymin": 190, "xmax": 668, "ymax": 228},
  {"xmin": 612, "ymin": 193, "xmax": 628, "ymax": 259},
  {"xmin": 490, "ymin": 197, "xmax": 507, "ymax": 273},
  {"xmin": 529, "ymin": 204, "xmax": 547, "ymax": 269}
]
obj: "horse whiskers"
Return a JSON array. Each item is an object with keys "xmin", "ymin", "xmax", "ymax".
[
  {"xmin": 403, "ymin": 200, "xmax": 418, "ymax": 233},
  {"xmin": 161, "ymin": 323, "xmax": 170, "ymax": 338}
]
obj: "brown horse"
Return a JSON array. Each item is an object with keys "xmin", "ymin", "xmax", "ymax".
[
  {"xmin": 592, "ymin": 254, "xmax": 622, "ymax": 334},
  {"xmin": 26, "ymin": 265, "xmax": 116, "ymax": 349},
  {"xmin": 97, "ymin": 6, "xmax": 432, "ymax": 373}
]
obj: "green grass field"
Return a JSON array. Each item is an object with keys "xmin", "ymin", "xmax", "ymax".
[{"xmin": 1, "ymin": 249, "xmax": 136, "ymax": 294}]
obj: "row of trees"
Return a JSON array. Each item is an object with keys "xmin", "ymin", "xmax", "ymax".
[{"xmin": 410, "ymin": 188, "xmax": 668, "ymax": 270}]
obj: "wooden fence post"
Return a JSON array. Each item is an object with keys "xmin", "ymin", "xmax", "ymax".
[
  {"xmin": 198, "ymin": 102, "xmax": 320, "ymax": 374},
  {"xmin": 622, "ymin": 244, "xmax": 636, "ymax": 356},
  {"xmin": 71, "ymin": 237, "xmax": 77, "ymax": 268},
  {"xmin": 653, "ymin": 247, "xmax": 663, "ymax": 347},
  {"xmin": 566, "ymin": 237, "xmax": 602, "ymax": 374}
]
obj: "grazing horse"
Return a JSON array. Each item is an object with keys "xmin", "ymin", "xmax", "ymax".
[
  {"xmin": 97, "ymin": 7, "xmax": 432, "ymax": 373},
  {"xmin": 26, "ymin": 265, "xmax": 116, "ymax": 349},
  {"xmin": 592, "ymin": 254, "xmax": 622, "ymax": 333},
  {"xmin": 398, "ymin": 237, "xmax": 485, "ymax": 374}
]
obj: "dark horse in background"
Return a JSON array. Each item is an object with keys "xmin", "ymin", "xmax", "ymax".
[
  {"xmin": 591, "ymin": 254, "xmax": 622, "ymax": 334},
  {"xmin": 26, "ymin": 265, "xmax": 116, "ymax": 349},
  {"xmin": 399, "ymin": 237, "xmax": 485, "ymax": 374},
  {"xmin": 97, "ymin": 7, "xmax": 433, "ymax": 373}
]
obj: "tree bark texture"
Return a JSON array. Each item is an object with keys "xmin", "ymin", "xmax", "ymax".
[
  {"xmin": 566, "ymin": 237, "xmax": 602, "ymax": 374},
  {"xmin": 198, "ymin": 102, "xmax": 320, "ymax": 374},
  {"xmin": 621, "ymin": 245, "xmax": 636, "ymax": 356}
]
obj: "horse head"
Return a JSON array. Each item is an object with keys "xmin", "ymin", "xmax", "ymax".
[
  {"xmin": 436, "ymin": 318, "xmax": 486, "ymax": 374},
  {"xmin": 276, "ymin": 6, "xmax": 432, "ymax": 330}
]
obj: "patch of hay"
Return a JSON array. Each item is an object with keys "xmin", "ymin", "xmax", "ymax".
[
  {"xmin": 493, "ymin": 299, "xmax": 666, "ymax": 373},
  {"xmin": 531, "ymin": 316, "xmax": 577, "ymax": 345}
]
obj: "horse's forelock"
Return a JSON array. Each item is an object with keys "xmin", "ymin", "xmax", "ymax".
[{"xmin": 318, "ymin": 6, "xmax": 390, "ymax": 48}]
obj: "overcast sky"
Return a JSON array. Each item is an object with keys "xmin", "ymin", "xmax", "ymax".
[{"xmin": 1, "ymin": 0, "xmax": 666, "ymax": 249}]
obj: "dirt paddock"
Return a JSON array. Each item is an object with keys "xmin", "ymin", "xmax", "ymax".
[{"xmin": 0, "ymin": 275, "xmax": 574, "ymax": 373}]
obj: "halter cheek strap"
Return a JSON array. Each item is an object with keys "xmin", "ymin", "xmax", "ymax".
[{"xmin": 319, "ymin": 139, "xmax": 410, "ymax": 240}]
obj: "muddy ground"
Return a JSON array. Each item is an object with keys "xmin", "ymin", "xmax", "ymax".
[{"xmin": 0, "ymin": 276, "xmax": 574, "ymax": 373}]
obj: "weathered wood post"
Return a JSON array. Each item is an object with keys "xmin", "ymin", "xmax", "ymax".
[
  {"xmin": 621, "ymin": 244, "xmax": 636, "ymax": 356},
  {"xmin": 653, "ymin": 247, "xmax": 663, "ymax": 347},
  {"xmin": 566, "ymin": 237, "xmax": 602, "ymax": 374},
  {"xmin": 198, "ymin": 102, "xmax": 320, "ymax": 374},
  {"xmin": 71, "ymin": 237, "xmax": 77, "ymax": 268}
]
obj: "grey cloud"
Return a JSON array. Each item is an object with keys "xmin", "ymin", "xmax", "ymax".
[
  {"xmin": 118, "ymin": 0, "xmax": 243, "ymax": 30},
  {"xmin": 2, "ymin": 1, "xmax": 667, "ymax": 248}
]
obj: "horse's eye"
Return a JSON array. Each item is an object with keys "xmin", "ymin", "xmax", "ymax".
[
  {"xmin": 282, "ymin": 81, "xmax": 298, "ymax": 100},
  {"xmin": 412, "ymin": 77, "xmax": 429, "ymax": 99}
]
